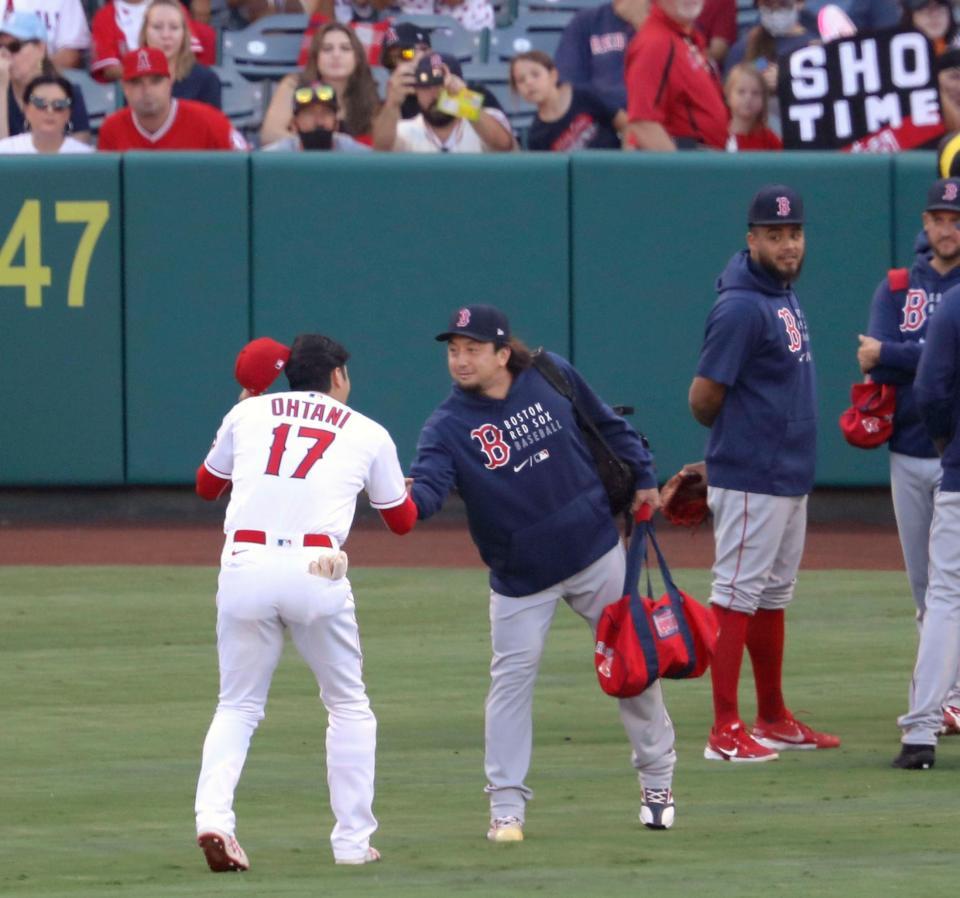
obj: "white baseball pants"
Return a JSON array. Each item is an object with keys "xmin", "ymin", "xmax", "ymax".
[
  {"xmin": 707, "ymin": 487, "xmax": 807, "ymax": 613},
  {"xmin": 195, "ymin": 541, "xmax": 377, "ymax": 863},
  {"xmin": 484, "ymin": 543, "xmax": 677, "ymax": 822}
]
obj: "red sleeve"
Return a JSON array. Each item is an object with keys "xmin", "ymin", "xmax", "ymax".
[
  {"xmin": 625, "ymin": 31, "xmax": 672, "ymax": 124},
  {"xmin": 196, "ymin": 463, "xmax": 231, "ymax": 500},
  {"xmin": 378, "ymin": 495, "xmax": 418, "ymax": 535},
  {"xmin": 715, "ymin": 0, "xmax": 737, "ymax": 46},
  {"xmin": 298, "ymin": 13, "xmax": 327, "ymax": 67},
  {"xmin": 189, "ymin": 20, "xmax": 217, "ymax": 66},
  {"xmin": 90, "ymin": 5, "xmax": 121, "ymax": 82}
]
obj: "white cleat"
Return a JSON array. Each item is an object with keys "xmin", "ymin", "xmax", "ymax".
[
  {"xmin": 335, "ymin": 847, "xmax": 381, "ymax": 865},
  {"xmin": 487, "ymin": 816, "xmax": 524, "ymax": 842}
]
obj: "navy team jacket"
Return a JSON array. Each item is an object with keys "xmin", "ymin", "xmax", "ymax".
[
  {"xmin": 915, "ymin": 284, "xmax": 960, "ymax": 492},
  {"xmin": 696, "ymin": 250, "xmax": 817, "ymax": 497},
  {"xmin": 867, "ymin": 254, "xmax": 960, "ymax": 458},
  {"xmin": 409, "ymin": 352, "xmax": 656, "ymax": 597}
]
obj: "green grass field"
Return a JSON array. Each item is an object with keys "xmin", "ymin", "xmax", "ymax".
[{"xmin": 0, "ymin": 565, "xmax": 953, "ymax": 898}]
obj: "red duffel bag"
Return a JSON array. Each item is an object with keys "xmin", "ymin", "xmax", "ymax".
[{"xmin": 595, "ymin": 520, "xmax": 717, "ymax": 698}]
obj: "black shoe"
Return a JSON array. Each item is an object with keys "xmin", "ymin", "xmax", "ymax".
[{"xmin": 891, "ymin": 743, "xmax": 936, "ymax": 770}]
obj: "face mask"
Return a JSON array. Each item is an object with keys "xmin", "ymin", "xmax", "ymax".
[
  {"xmin": 760, "ymin": 7, "xmax": 798, "ymax": 35},
  {"xmin": 299, "ymin": 126, "xmax": 334, "ymax": 151}
]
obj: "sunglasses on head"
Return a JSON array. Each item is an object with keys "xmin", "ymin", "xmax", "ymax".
[
  {"xmin": 0, "ymin": 39, "xmax": 24, "ymax": 53},
  {"xmin": 29, "ymin": 95, "xmax": 72, "ymax": 111},
  {"xmin": 294, "ymin": 83, "xmax": 335, "ymax": 106}
]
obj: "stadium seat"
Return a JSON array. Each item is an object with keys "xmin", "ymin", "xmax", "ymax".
[
  {"xmin": 371, "ymin": 64, "xmax": 391, "ymax": 99},
  {"xmin": 62, "ymin": 68, "xmax": 119, "ymax": 134},
  {"xmin": 461, "ymin": 62, "xmax": 536, "ymax": 137},
  {"xmin": 220, "ymin": 13, "xmax": 308, "ymax": 80},
  {"xmin": 212, "ymin": 64, "xmax": 267, "ymax": 136},
  {"xmin": 488, "ymin": 12, "xmax": 570, "ymax": 62},
  {"xmin": 735, "ymin": 0, "xmax": 758, "ymax": 33},
  {"xmin": 391, "ymin": 13, "xmax": 489, "ymax": 63}
]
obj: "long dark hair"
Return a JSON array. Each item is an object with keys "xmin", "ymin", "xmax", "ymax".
[
  {"xmin": 305, "ymin": 23, "xmax": 380, "ymax": 136},
  {"xmin": 900, "ymin": 0, "xmax": 957, "ymax": 47},
  {"xmin": 505, "ymin": 337, "xmax": 533, "ymax": 375}
]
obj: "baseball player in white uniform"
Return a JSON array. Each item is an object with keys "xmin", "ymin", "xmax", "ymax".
[{"xmin": 193, "ymin": 334, "xmax": 417, "ymax": 872}]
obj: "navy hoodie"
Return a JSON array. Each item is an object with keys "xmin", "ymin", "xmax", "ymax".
[
  {"xmin": 696, "ymin": 250, "xmax": 817, "ymax": 496},
  {"xmin": 915, "ymin": 284, "xmax": 960, "ymax": 492},
  {"xmin": 410, "ymin": 352, "xmax": 655, "ymax": 597},
  {"xmin": 866, "ymin": 253, "xmax": 960, "ymax": 458}
]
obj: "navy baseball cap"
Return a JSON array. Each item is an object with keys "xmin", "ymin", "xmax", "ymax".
[
  {"xmin": 748, "ymin": 184, "xmax": 804, "ymax": 226},
  {"xmin": 382, "ymin": 22, "xmax": 430, "ymax": 52},
  {"xmin": 414, "ymin": 53, "xmax": 447, "ymax": 87},
  {"xmin": 436, "ymin": 305, "xmax": 511, "ymax": 343},
  {"xmin": 925, "ymin": 177, "xmax": 960, "ymax": 213}
]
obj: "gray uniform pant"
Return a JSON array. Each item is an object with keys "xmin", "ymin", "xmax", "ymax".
[
  {"xmin": 484, "ymin": 543, "xmax": 677, "ymax": 822},
  {"xmin": 898, "ymin": 490, "xmax": 960, "ymax": 744}
]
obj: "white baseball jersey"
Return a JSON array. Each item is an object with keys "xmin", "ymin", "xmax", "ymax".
[
  {"xmin": 204, "ymin": 390, "xmax": 407, "ymax": 545},
  {"xmin": 9, "ymin": 0, "xmax": 91, "ymax": 53}
]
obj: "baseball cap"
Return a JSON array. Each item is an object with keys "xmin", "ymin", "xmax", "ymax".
[
  {"xmin": 382, "ymin": 22, "xmax": 430, "ymax": 53},
  {"xmin": 414, "ymin": 53, "xmax": 447, "ymax": 88},
  {"xmin": 235, "ymin": 337, "xmax": 291, "ymax": 395},
  {"xmin": 925, "ymin": 177, "xmax": 960, "ymax": 213},
  {"xmin": 748, "ymin": 184, "xmax": 804, "ymax": 226},
  {"xmin": 0, "ymin": 11, "xmax": 47, "ymax": 42},
  {"xmin": 121, "ymin": 47, "xmax": 170, "ymax": 81},
  {"xmin": 436, "ymin": 305, "xmax": 511, "ymax": 343},
  {"xmin": 292, "ymin": 81, "xmax": 338, "ymax": 114}
]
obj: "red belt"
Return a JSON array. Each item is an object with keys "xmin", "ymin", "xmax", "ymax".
[{"xmin": 233, "ymin": 529, "xmax": 333, "ymax": 548}]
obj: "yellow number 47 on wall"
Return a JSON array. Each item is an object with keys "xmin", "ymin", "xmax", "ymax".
[{"xmin": 0, "ymin": 200, "xmax": 110, "ymax": 309}]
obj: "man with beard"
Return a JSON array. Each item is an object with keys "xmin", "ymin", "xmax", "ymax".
[
  {"xmin": 623, "ymin": 0, "xmax": 728, "ymax": 149},
  {"xmin": 688, "ymin": 185, "xmax": 841, "ymax": 764},
  {"xmin": 858, "ymin": 178, "xmax": 960, "ymax": 748},
  {"xmin": 373, "ymin": 52, "xmax": 514, "ymax": 153}
]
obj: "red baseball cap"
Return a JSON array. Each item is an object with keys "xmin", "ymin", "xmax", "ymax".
[
  {"xmin": 121, "ymin": 47, "xmax": 170, "ymax": 81},
  {"xmin": 839, "ymin": 382, "xmax": 896, "ymax": 449},
  {"xmin": 235, "ymin": 337, "xmax": 291, "ymax": 395}
]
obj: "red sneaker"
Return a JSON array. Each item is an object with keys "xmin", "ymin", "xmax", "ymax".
[
  {"xmin": 940, "ymin": 705, "xmax": 960, "ymax": 735},
  {"xmin": 752, "ymin": 715, "xmax": 840, "ymax": 751},
  {"xmin": 704, "ymin": 721, "xmax": 780, "ymax": 763}
]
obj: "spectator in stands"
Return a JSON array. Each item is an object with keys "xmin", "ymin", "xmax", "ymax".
[
  {"xmin": 900, "ymin": 0, "xmax": 957, "ymax": 55},
  {"xmin": 697, "ymin": 0, "xmax": 736, "ymax": 62},
  {"xmin": 724, "ymin": 0, "xmax": 818, "ymax": 76},
  {"xmin": 140, "ymin": 0, "xmax": 221, "ymax": 108},
  {"xmin": 844, "ymin": 0, "xmax": 899, "ymax": 31},
  {"xmin": 227, "ymin": 0, "xmax": 303, "ymax": 26},
  {"xmin": 554, "ymin": 0, "xmax": 648, "ymax": 118},
  {"xmin": 0, "ymin": 72, "xmax": 91, "ymax": 152},
  {"xmin": 98, "ymin": 47, "xmax": 243, "ymax": 149},
  {"xmin": 296, "ymin": 0, "xmax": 394, "ymax": 69},
  {"xmin": 939, "ymin": 49, "xmax": 960, "ymax": 131},
  {"xmin": 4, "ymin": 0, "xmax": 90, "ymax": 69},
  {"xmin": 262, "ymin": 79, "xmax": 371, "ymax": 150},
  {"xmin": 510, "ymin": 50, "xmax": 620, "ymax": 150},
  {"xmin": 623, "ymin": 0, "xmax": 728, "ymax": 150},
  {"xmin": 91, "ymin": 0, "xmax": 215, "ymax": 83},
  {"xmin": 0, "ymin": 13, "xmax": 89, "ymax": 142},
  {"xmin": 724, "ymin": 62, "xmax": 782, "ymax": 149},
  {"xmin": 380, "ymin": 21, "xmax": 431, "ymax": 71},
  {"xmin": 374, "ymin": 51, "xmax": 514, "ymax": 151},
  {"xmin": 261, "ymin": 22, "xmax": 380, "ymax": 145},
  {"xmin": 396, "ymin": 0, "xmax": 494, "ymax": 32}
]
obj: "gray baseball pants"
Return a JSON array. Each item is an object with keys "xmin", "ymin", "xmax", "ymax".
[
  {"xmin": 898, "ymin": 490, "xmax": 960, "ymax": 745},
  {"xmin": 484, "ymin": 543, "xmax": 677, "ymax": 822}
]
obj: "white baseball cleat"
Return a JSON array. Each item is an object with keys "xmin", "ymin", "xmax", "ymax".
[
  {"xmin": 487, "ymin": 816, "xmax": 524, "ymax": 842},
  {"xmin": 197, "ymin": 830, "xmax": 249, "ymax": 872},
  {"xmin": 335, "ymin": 847, "xmax": 381, "ymax": 865}
]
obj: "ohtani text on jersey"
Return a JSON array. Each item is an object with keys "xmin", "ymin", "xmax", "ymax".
[{"xmin": 270, "ymin": 396, "xmax": 353, "ymax": 429}]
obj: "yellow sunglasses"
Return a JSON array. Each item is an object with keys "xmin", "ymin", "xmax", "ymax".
[{"xmin": 294, "ymin": 84, "xmax": 335, "ymax": 106}]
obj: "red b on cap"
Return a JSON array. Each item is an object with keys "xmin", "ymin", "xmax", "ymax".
[
  {"xmin": 121, "ymin": 47, "xmax": 170, "ymax": 81},
  {"xmin": 235, "ymin": 337, "xmax": 291, "ymax": 395}
]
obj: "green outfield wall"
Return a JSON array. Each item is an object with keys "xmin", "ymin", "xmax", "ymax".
[{"xmin": 0, "ymin": 151, "xmax": 939, "ymax": 487}]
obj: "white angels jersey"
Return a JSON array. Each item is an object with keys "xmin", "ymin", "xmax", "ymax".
[{"xmin": 204, "ymin": 390, "xmax": 407, "ymax": 544}]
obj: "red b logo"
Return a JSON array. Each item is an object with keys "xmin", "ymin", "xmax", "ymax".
[
  {"xmin": 776, "ymin": 196, "xmax": 791, "ymax": 217},
  {"xmin": 470, "ymin": 424, "xmax": 511, "ymax": 470},
  {"xmin": 456, "ymin": 308, "xmax": 471, "ymax": 328}
]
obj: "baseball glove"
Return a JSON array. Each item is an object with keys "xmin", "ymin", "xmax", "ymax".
[
  {"xmin": 659, "ymin": 462, "xmax": 709, "ymax": 527},
  {"xmin": 308, "ymin": 551, "xmax": 349, "ymax": 580}
]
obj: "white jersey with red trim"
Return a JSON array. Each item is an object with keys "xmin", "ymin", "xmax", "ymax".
[{"xmin": 204, "ymin": 390, "xmax": 407, "ymax": 544}]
